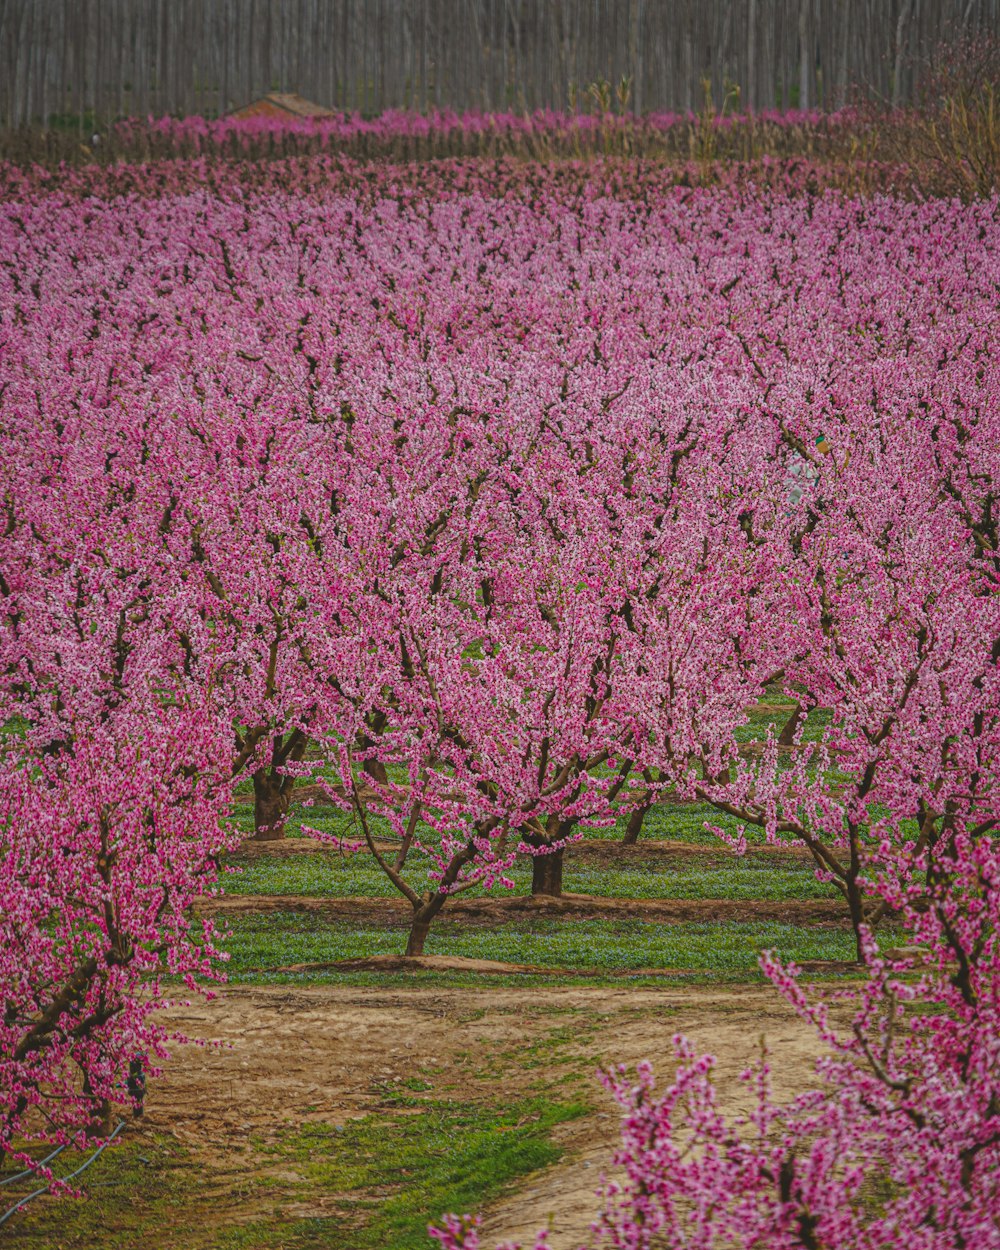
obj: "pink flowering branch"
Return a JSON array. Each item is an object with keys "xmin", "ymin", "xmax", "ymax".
[{"xmin": 0, "ymin": 703, "xmax": 237, "ymax": 1183}]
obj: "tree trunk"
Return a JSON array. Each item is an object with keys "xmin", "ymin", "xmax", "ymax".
[
  {"xmin": 778, "ymin": 703, "xmax": 805, "ymax": 747},
  {"xmin": 405, "ymin": 915, "xmax": 432, "ymax": 957},
  {"xmin": 253, "ymin": 768, "xmax": 291, "ymax": 840},
  {"xmin": 745, "ymin": 0, "xmax": 756, "ymax": 113},
  {"xmin": 358, "ymin": 715, "xmax": 389, "ymax": 786},
  {"xmin": 127, "ymin": 1057, "xmax": 146, "ymax": 1117},
  {"xmin": 846, "ymin": 877, "xmax": 867, "ymax": 964},
  {"xmin": 82, "ymin": 1073, "xmax": 112, "ymax": 1139},
  {"xmin": 531, "ymin": 847, "xmax": 564, "ymax": 897},
  {"xmin": 363, "ymin": 757, "xmax": 388, "ymax": 786},
  {"xmin": 399, "ymin": 837, "xmax": 483, "ymax": 956},
  {"xmin": 852, "ymin": 910, "xmax": 865, "ymax": 964},
  {"xmin": 892, "ymin": 0, "xmax": 913, "ymax": 109},
  {"xmin": 404, "ymin": 898, "xmax": 445, "ymax": 957},
  {"xmin": 798, "ymin": 0, "xmax": 810, "ymax": 111},
  {"xmin": 622, "ymin": 800, "xmax": 652, "ymax": 845}
]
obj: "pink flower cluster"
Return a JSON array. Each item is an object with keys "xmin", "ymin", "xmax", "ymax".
[
  {"xmin": 0, "ymin": 151, "xmax": 884, "ymax": 210},
  {"xmin": 1, "ymin": 158, "xmax": 997, "ymax": 1233},
  {"xmin": 0, "ymin": 704, "xmax": 238, "ymax": 1178},
  {"xmin": 108, "ymin": 105, "xmax": 849, "ymax": 158}
]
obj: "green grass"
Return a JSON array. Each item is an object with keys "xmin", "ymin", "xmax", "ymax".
[
  {"xmin": 238, "ymin": 1095, "xmax": 587, "ymax": 1250},
  {"xmin": 232, "ymin": 798, "xmax": 772, "ymax": 846},
  {"xmin": 630, "ymin": 802, "xmax": 766, "ymax": 843},
  {"xmin": 559, "ymin": 863, "xmax": 834, "ymax": 899},
  {"xmin": 216, "ymin": 912, "xmax": 875, "ymax": 985},
  {"xmin": 1, "ymin": 1134, "xmax": 203, "ymax": 1249},
  {"xmin": 735, "ymin": 703, "xmax": 833, "ymax": 742},
  {"xmin": 4, "ymin": 1096, "xmax": 586, "ymax": 1250},
  {"xmin": 224, "ymin": 851, "xmax": 836, "ymax": 902}
]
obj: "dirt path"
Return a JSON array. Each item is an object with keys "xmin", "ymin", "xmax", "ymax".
[
  {"xmin": 140, "ymin": 981, "xmax": 828, "ymax": 1248},
  {"xmin": 9, "ymin": 980, "xmax": 840, "ymax": 1248},
  {"xmin": 197, "ymin": 890, "xmax": 848, "ymax": 927},
  {"xmin": 234, "ymin": 836, "xmax": 815, "ymax": 862},
  {"xmin": 470, "ymin": 984, "xmax": 833, "ymax": 1248}
]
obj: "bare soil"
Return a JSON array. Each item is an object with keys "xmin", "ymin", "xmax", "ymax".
[
  {"xmin": 8, "ymin": 982, "xmax": 842, "ymax": 1249},
  {"xmin": 11, "ymin": 821, "xmax": 844, "ymax": 1245},
  {"xmin": 233, "ymin": 835, "xmax": 815, "ymax": 862},
  {"xmin": 149, "ymin": 982, "xmax": 835, "ymax": 1248},
  {"xmin": 566, "ymin": 838, "xmax": 814, "ymax": 863},
  {"xmin": 197, "ymin": 891, "xmax": 849, "ymax": 927}
]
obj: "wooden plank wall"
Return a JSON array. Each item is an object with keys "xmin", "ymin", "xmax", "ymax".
[{"xmin": 0, "ymin": 0, "xmax": 997, "ymax": 129}]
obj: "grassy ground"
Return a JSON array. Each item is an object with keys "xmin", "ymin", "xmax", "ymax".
[
  {"xmin": 4, "ymin": 981, "xmax": 634, "ymax": 1249},
  {"xmin": 217, "ymin": 768, "xmax": 858, "ymax": 989},
  {"xmin": 225, "ymin": 848, "xmax": 838, "ymax": 901},
  {"xmin": 6, "ymin": 978, "xmax": 839, "ymax": 1250},
  {"xmin": 218, "ymin": 912, "xmax": 866, "ymax": 985},
  {"xmin": 5, "ymin": 1097, "xmax": 588, "ymax": 1250},
  {"xmin": 244, "ymin": 1095, "xmax": 589, "ymax": 1250},
  {"xmin": 277, "ymin": 799, "xmax": 762, "ymax": 845}
]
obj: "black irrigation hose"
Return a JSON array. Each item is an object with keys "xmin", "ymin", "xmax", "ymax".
[
  {"xmin": 0, "ymin": 1121, "xmax": 126, "ymax": 1230},
  {"xmin": 0, "ymin": 1143, "xmax": 68, "ymax": 1188}
]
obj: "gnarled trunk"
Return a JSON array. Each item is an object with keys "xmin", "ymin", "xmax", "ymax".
[
  {"xmin": 400, "ymin": 841, "xmax": 484, "ymax": 956},
  {"xmin": 252, "ymin": 768, "xmax": 292, "ymax": 840},
  {"xmin": 250, "ymin": 729, "xmax": 309, "ymax": 840},
  {"xmin": 82, "ymin": 1072, "xmax": 113, "ymax": 1139},
  {"xmin": 405, "ymin": 895, "xmax": 449, "ymax": 956},
  {"xmin": 531, "ymin": 847, "xmax": 564, "ymax": 897},
  {"xmin": 622, "ymin": 800, "xmax": 653, "ymax": 845},
  {"xmin": 778, "ymin": 703, "xmax": 805, "ymax": 747},
  {"xmin": 359, "ymin": 713, "xmax": 389, "ymax": 786},
  {"xmin": 363, "ymin": 757, "xmax": 388, "ymax": 786},
  {"xmin": 405, "ymin": 915, "xmax": 433, "ymax": 957}
]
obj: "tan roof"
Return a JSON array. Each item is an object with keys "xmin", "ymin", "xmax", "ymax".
[{"xmin": 228, "ymin": 92, "xmax": 335, "ymax": 120}]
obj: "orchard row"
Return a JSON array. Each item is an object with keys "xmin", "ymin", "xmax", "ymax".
[{"xmin": 1, "ymin": 165, "xmax": 998, "ymax": 1243}]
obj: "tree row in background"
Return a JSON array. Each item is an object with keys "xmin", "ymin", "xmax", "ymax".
[{"xmin": 2, "ymin": 0, "xmax": 999, "ymax": 128}]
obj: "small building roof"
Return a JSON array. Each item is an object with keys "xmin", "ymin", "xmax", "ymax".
[{"xmin": 228, "ymin": 92, "xmax": 336, "ymax": 120}]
